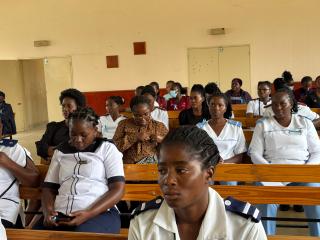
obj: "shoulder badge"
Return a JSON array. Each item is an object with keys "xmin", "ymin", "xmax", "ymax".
[
  {"xmin": 131, "ymin": 196, "xmax": 163, "ymax": 219},
  {"xmin": 224, "ymin": 196, "xmax": 261, "ymax": 223},
  {"xmin": 0, "ymin": 139, "xmax": 18, "ymax": 147},
  {"xmin": 227, "ymin": 119, "xmax": 242, "ymax": 128}
]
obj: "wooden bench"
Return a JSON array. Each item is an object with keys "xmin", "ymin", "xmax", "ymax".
[
  {"xmin": 6, "ymin": 229, "xmax": 127, "ymax": 240},
  {"xmin": 6, "ymin": 229, "xmax": 320, "ymax": 240},
  {"xmin": 233, "ymin": 117, "xmax": 260, "ymax": 128},
  {"xmin": 19, "ymin": 164, "xmax": 320, "ymax": 238}
]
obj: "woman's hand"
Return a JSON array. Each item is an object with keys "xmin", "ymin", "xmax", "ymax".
[
  {"xmin": 43, "ymin": 210, "xmax": 58, "ymax": 227},
  {"xmin": 137, "ymin": 132, "xmax": 150, "ymax": 142},
  {"xmin": 59, "ymin": 210, "xmax": 93, "ymax": 227}
]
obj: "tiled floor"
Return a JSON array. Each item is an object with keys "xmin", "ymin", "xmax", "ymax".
[{"xmin": 13, "ymin": 127, "xmax": 311, "ymax": 236}]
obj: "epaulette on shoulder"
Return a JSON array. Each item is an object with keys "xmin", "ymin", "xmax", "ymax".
[
  {"xmin": 264, "ymin": 104, "xmax": 272, "ymax": 109},
  {"xmin": 224, "ymin": 196, "xmax": 261, "ymax": 223},
  {"xmin": 131, "ymin": 196, "xmax": 163, "ymax": 219},
  {"xmin": 155, "ymin": 106, "xmax": 166, "ymax": 111},
  {"xmin": 256, "ymin": 117, "xmax": 267, "ymax": 125},
  {"xmin": 196, "ymin": 119, "xmax": 207, "ymax": 129},
  {"xmin": 227, "ymin": 119, "xmax": 242, "ymax": 128},
  {"xmin": 0, "ymin": 139, "xmax": 18, "ymax": 147}
]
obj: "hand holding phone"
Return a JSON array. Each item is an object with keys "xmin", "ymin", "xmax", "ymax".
[{"xmin": 51, "ymin": 212, "xmax": 75, "ymax": 223}]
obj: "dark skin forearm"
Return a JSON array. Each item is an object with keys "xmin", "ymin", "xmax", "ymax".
[
  {"xmin": 87, "ymin": 181, "xmax": 125, "ymax": 217},
  {"xmin": 0, "ymin": 153, "xmax": 40, "ymax": 187},
  {"xmin": 42, "ymin": 187, "xmax": 58, "ymax": 216},
  {"xmin": 313, "ymin": 118, "xmax": 320, "ymax": 129},
  {"xmin": 223, "ymin": 153, "xmax": 244, "ymax": 164}
]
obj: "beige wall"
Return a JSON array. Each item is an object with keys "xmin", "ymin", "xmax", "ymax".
[
  {"xmin": 21, "ymin": 59, "xmax": 48, "ymax": 129},
  {"xmin": 0, "ymin": 1, "xmax": 320, "ymax": 97},
  {"xmin": 44, "ymin": 57, "xmax": 72, "ymax": 122},
  {"xmin": 0, "ymin": 61, "xmax": 25, "ymax": 131}
]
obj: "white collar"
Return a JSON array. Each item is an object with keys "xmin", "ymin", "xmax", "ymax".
[{"xmin": 153, "ymin": 188, "xmax": 228, "ymax": 239}]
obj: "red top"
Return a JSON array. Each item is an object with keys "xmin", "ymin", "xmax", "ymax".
[
  {"xmin": 167, "ymin": 96, "xmax": 191, "ymax": 111},
  {"xmin": 156, "ymin": 96, "xmax": 167, "ymax": 109}
]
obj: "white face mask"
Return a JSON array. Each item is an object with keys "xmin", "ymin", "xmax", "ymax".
[{"xmin": 170, "ymin": 90, "xmax": 177, "ymax": 98}]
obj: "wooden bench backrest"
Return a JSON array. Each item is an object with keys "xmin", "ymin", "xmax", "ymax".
[
  {"xmin": 232, "ymin": 104, "xmax": 247, "ymax": 110},
  {"xmin": 233, "ymin": 117, "xmax": 260, "ymax": 128},
  {"xmin": 21, "ymin": 164, "xmax": 320, "ymax": 205},
  {"xmin": 233, "ymin": 109, "xmax": 247, "ymax": 117},
  {"xmin": 6, "ymin": 229, "xmax": 127, "ymax": 240},
  {"xmin": 311, "ymin": 108, "xmax": 320, "ymax": 114}
]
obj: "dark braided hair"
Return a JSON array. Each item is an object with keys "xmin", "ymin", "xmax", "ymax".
[
  {"xmin": 207, "ymin": 93, "xmax": 233, "ymax": 119},
  {"xmin": 68, "ymin": 107, "xmax": 100, "ymax": 127},
  {"xmin": 160, "ymin": 126, "xmax": 220, "ymax": 169},
  {"xmin": 273, "ymin": 88, "xmax": 298, "ymax": 113}
]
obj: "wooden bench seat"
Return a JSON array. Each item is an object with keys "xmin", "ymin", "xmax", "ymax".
[
  {"xmin": 6, "ymin": 229, "xmax": 127, "ymax": 240},
  {"xmin": 6, "ymin": 229, "xmax": 320, "ymax": 240}
]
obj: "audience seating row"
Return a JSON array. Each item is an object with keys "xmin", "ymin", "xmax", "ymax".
[{"xmin": 15, "ymin": 164, "xmax": 320, "ymax": 239}]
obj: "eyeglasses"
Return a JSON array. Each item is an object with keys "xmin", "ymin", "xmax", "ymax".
[{"xmin": 258, "ymin": 88, "xmax": 270, "ymax": 92}]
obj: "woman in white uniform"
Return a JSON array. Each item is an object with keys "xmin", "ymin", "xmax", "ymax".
[
  {"xmin": 246, "ymin": 81, "xmax": 272, "ymax": 117},
  {"xmin": 128, "ymin": 126, "xmax": 267, "ymax": 240},
  {"xmin": 35, "ymin": 107, "xmax": 125, "ymax": 233},
  {"xmin": 0, "ymin": 122, "xmax": 39, "ymax": 228},
  {"xmin": 249, "ymin": 88, "xmax": 320, "ymax": 236},
  {"xmin": 99, "ymin": 96, "xmax": 126, "ymax": 139},
  {"xmin": 197, "ymin": 93, "xmax": 246, "ymax": 185}
]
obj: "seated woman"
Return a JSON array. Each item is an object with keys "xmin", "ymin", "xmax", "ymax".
[
  {"xmin": 36, "ymin": 107, "xmax": 125, "ymax": 233},
  {"xmin": 246, "ymin": 81, "xmax": 272, "ymax": 117},
  {"xmin": 150, "ymin": 81, "xmax": 167, "ymax": 109},
  {"xmin": 113, "ymin": 96, "xmax": 168, "ymax": 164},
  {"xmin": 128, "ymin": 126, "xmax": 267, "ymax": 240},
  {"xmin": 99, "ymin": 96, "xmax": 126, "ymax": 139},
  {"xmin": 197, "ymin": 93, "xmax": 246, "ymax": 185},
  {"xmin": 36, "ymin": 88, "xmax": 86, "ymax": 161},
  {"xmin": 294, "ymin": 76, "xmax": 313, "ymax": 103},
  {"xmin": 306, "ymin": 75, "xmax": 320, "ymax": 108},
  {"xmin": 167, "ymin": 82, "xmax": 190, "ymax": 111},
  {"xmin": 141, "ymin": 85, "xmax": 169, "ymax": 129},
  {"xmin": 249, "ymin": 88, "xmax": 320, "ymax": 236},
  {"xmin": 198, "ymin": 93, "xmax": 246, "ymax": 163},
  {"xmin": 0, "ymin": 121, "xmax": 39, "ymax": 228},
  {"xmin": 225, "ymin": 78, "xmax": 252, "ymax": 104},
  {"xmin": 264, "ymin": 79, "xmax": 320, "ymax": 129},
  {"xmin": 179, "ymin": 84, "xmax": 210, "ymax": 126}
]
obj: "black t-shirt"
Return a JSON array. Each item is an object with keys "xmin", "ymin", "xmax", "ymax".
[
  {"xmin": 178, "ymin": 106, "xmax": 211, "ymax": 126},
  {"xmin": 305, "ymin": 91, "xmax": 320, "ymax": 108},
  {"xmin": 35, "ymin": 120, "xmax": 69, "ymax": 158}
]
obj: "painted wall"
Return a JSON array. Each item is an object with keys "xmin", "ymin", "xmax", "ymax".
[
  {"xmin": 21, "ymin": 59, "xmax": 48, "ymax": 129},
  {"xmin": 44, "ymin": 57, "xmax": 72, "ymax": 122},
  {"xmin": 0, "ymin": 0, "xmax": 320, "ymax": 97},
  {"xmin": 0, "ymin": 61, "xmax": 25, "ymax": 131}
]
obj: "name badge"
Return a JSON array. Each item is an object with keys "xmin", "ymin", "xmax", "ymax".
[
  {"xmin": 288, "ymin": 130, "xmax": 302, "ymax": 135},
  {"xmin": 79, "ymin": 160, "xmax": 88, "ymax": 164}
]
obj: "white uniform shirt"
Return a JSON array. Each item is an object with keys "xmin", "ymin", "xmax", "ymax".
[
  {"xmin": 197, "ymin": 120, "xmax": 247, "ymax": 161},
  {"xmin": 246, "ymin": 98, "xmax": 272, "ymax": 116},
  {"xmin": 128, "ymin": 188, "xmax": 267, "ymax": 240},
  {"xmin": 249, "ymin": 114, "xmax": 320, "ymax": 165},
  {"xmin": 263, "ymin": 104, "xmax": 319, "ymax": 121},
  {"xmin": 151, "ymin": 108, "xmax": 169, "ymax": 129},
  {"xmin": 44, "ymin": 140, "xmax": 124, "ymax": 215},
  {"xmin": 0, "ymin": 140, "xmax": 31, "ymax": 224},
  {"xmin": 0, "ymin": 217, "xmax": 7, "ymax": 240},
  {"xmin": 99, "ymin": 115, "xmax": 126, "ymax": 139}
]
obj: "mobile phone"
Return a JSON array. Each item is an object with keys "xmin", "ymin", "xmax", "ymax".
[{"xmin": 51, "ymin": 212, "xmax": 75, "ymax": 222}]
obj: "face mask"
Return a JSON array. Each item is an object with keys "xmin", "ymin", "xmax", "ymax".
[
  {"xmin": 170, "ymin": 90, "xmax": 177, "ymax": 98},
  {"xmin": 288, "ymin": 86, "xmax": 294, "ymax": 90}
]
